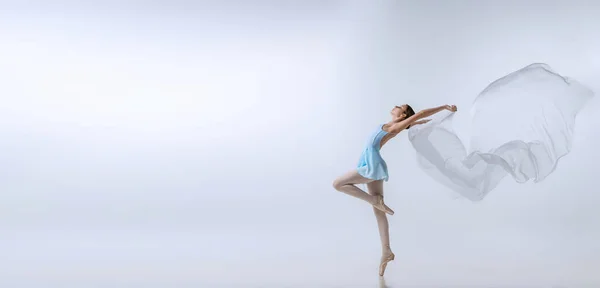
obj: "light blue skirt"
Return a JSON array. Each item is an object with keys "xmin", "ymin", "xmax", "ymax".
[{"xmin": 356, "ymin": 146, "xmax": 389, "ymax": 182}]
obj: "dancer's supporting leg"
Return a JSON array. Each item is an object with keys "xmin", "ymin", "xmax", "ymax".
[{"xmin": 367, "ymin": 180, "xmax": 395, "ymax": 276}]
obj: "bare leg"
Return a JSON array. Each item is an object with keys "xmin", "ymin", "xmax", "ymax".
[
  {"xmin": 367, "ymin": 181, "xmax": 393, "ymax": 254},
  {"xmin": 333, "ymin": 170, "xmax": 394, "ymax": 215},
  {"xmin": 367, "ymin": 180, "xmax": 395, "ymax": 276},
  {"xmin": 332, "ymin": 170, "xmax": 377, "ymax": 205}
]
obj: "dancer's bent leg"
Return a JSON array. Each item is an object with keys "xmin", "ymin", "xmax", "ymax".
[{"xmin": 332, "ymin": 170, "xmax": 377, "ymax": 205}]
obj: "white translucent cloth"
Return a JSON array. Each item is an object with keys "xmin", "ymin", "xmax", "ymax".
[{"xmin": 407, "ymin": 63, "xmax": 594, "ymax": 201}]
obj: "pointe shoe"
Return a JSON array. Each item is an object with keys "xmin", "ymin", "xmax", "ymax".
[
  {"xmin": 373, "ymin": 195, "xmax": 394, "ymax": 215},
  {"xmin": 379, "ymin": 252, "xmax": 395, "ymax": 277}
]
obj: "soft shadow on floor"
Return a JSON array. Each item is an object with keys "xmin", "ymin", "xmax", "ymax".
[{"xmin": 379, "ymin": 276, "xmax": 389, "ymax": 288}]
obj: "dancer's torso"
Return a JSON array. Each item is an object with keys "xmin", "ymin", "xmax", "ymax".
[
  {"xmin": 367, "ymin": 124, "xmax": 397, "ymax": 150},
  {"xmin": 356, "ymin": 124, "xmax": 395, "ymax": 182}
]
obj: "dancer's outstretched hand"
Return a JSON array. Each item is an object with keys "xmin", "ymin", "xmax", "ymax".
[{"xmin": 446, "ymin": 105, "xmax": 457, "ymax": 112}]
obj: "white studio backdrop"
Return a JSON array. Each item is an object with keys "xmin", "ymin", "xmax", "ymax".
[{"xmin": 1, "ymin": 1, "xmax": 599, "ymax": 287}]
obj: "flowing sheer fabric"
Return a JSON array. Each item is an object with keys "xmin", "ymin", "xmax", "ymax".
[{"xmin": 407, "ymin": 63, "xmax": 594, "ymax": 201}]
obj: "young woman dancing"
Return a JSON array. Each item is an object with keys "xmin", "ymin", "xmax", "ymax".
[{"xmin": 332, "ymin": 104, "xmax": 458, "ymax": 276}]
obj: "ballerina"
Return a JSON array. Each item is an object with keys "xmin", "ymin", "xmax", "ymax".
[{"xmin": 333, "ymin": 103, "xmax": 458, "ymax": 276}]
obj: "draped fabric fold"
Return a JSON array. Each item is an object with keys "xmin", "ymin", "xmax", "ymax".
[{"xmin": 407, "ymin": 63, "xmax": 594, "ymax": 201}]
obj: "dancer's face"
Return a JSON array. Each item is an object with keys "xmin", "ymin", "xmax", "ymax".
[{"xmin": 391, "ymin": 105, "xmax": 408, "ymax": 119}]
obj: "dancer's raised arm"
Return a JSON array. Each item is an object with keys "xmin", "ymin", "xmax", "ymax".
[
  {"xmin": 412, "ymin": 119, "xmax": 431, "ymax": 126},
  {"xmin": 388, "ymin": 105, "xmax": 456, "ymax": 134}
]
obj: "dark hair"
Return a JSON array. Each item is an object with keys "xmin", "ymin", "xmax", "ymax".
[{"xmin": 405, "ymin": 104, "xmax": 416, "ymax": 129}]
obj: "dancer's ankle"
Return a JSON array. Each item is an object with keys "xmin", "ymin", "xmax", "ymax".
[{"xmin": 382, "ymin": 245, "xmax": 393, "ymax": 255}]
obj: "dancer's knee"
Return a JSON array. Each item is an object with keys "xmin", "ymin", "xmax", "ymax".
[{"xmin": 332, "ymin": 179, "xmax": 344, "ymax": 191}]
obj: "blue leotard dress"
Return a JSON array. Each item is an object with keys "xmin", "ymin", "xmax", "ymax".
[{"xmin": 356, "ymin": 124, "xmax": 389, "ymax": 182}]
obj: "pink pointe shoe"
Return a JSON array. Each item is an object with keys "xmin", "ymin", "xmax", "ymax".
[
  {"xmin": 373, "ymin": 195, "xmax": 394, "ymax": 215},
  {"xmin": 379, "ymin": 247, "xmax": 395, "ymax": 276}
]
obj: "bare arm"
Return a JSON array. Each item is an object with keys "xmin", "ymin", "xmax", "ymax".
[
  {"xmin": 388, "ymin": 105, "xmax": 456, "ymax": 134},
  {"xmin": 412, "ymin": 119, "xmax": 431, "ymax": 125}
]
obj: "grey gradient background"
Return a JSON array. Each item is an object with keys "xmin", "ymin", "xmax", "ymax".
[{"xmin": 1, "ymin": 1, "xmax": 599, "ymax": 287}]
